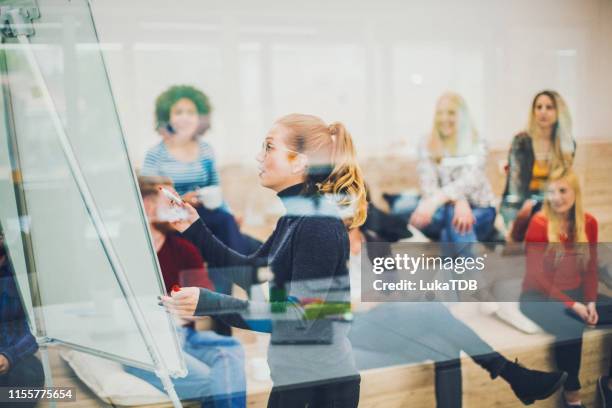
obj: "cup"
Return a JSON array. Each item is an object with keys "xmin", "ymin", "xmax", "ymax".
[{"xmin": 197, "ymin": 186, "xmax": 223, "ymax": 210}]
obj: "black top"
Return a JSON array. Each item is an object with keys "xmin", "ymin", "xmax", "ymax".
[
  {"xmin": 183, "ymin": 182, "xmax": 350, "ymax": 299},
  {"xmin": 183, "ymin": 182, "xmax": 359, "ymax": 387},
  {"xmin": 501, "ymin": 131, "xmax": 577, "ymax": 210}
]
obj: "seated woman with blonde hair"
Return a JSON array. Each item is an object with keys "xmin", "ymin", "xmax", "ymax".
[
  {"xmin": 409, "ymin": 92, "xmax": 497, "ymax": 248},
  {"xmin": 519, "ymin": 169, "xmax": 612, "ymax": 408}
]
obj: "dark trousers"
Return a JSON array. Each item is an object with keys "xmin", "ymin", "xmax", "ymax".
[
  {"xmin": 0, "ymin": 354, "xmax": 45, "ymax": 408},
  {"xmin": 350, "ymin": 303, "xmax": 507, "ymax": 408},
  {"xmin": 520, "ymin": 290, "xmax": 612, "ymax": 391},
  {"xmin": 267, "ymin": 376, "xmax": 360, "ymax": 408}
]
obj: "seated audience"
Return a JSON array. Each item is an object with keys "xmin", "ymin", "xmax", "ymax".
[
  {"xmin": 500, "ymin": 90, "xmax": 575, "ymax": 241},
  {"xmin": 124, "ymin": 176, "xmax": 246, "ymax": 408},
  {"xmin": 0, "ymin": 232, "xmax": 45, "ymax": 408},
  {"xmin": 519, "ymin": 169, "xmax": 612, "ymax": 408}
]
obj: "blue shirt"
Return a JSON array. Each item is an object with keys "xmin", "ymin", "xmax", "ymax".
[
  {"xmin": 141, "ymin": 140, "xmax": 220, "ymax": 196},
  {"xmin": 0, "ymin": 260, "xmax": 38, "ymax": 369}
]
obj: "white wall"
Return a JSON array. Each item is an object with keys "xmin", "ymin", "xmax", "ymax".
[{"xmin": 89, "ymin": 0, "xmax": 612, "ymax": 166}]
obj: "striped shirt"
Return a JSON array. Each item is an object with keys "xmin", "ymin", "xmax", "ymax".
[
  {"xmin": 141, "ymin": 140, "xmax": 220, "ymax": 196},
  {"xmin": 0, "ymin": 260, "xmax": 38, "ymax": 369}
]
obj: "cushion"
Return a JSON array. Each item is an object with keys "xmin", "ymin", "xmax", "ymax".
[
  {"xmin": 60, "ymin": 348, "xmax": 171, "ymax": 406},
  {"xmin": 495, "ymin": 302, "xmax": 543, "ymax": 334}
]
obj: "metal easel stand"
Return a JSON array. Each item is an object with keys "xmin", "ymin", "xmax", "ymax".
[{"xmin": 0, "ymin": 5, "xmax": 183, "ymax": 408}]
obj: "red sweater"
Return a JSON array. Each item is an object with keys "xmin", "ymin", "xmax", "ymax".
[
  {"xmin": 157, "ymin": 234, "xmax": 214, "ymax": 294},
  {"xmin": 522, "ymin": 211, "xmax": 598, "ymax": 307}
]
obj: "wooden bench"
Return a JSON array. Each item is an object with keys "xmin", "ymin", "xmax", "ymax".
[
  {"xmin": 237, "ymin": 304, "xmax": 611, "ymax": 408},
  {"xmin": 39, "ymin": 302, "xmax": 610, "ymax": 408}
]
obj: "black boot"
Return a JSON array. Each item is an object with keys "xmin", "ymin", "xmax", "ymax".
[
  {"xmin": 599, "ymin": 376, "xmax": 612, "ymax": 408},
  {"xmin": 497, "ymin": 359, "xmax": 567, "ymax": 405}
]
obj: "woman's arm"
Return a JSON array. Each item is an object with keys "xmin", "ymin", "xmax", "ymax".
[
  {"xmin": 525, "ymin": 216, "xmax": 576, "ymax": 307},
  {"xmin": 162, "ymin": 287, "xmax": 252, "ymax": 329},
  {"xmin": 182, "ymin": 219, "xmax": 272, "ymax": 268}
]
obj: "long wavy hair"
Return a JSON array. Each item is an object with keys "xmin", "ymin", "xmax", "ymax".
[
  {"xmin": 542, "ymin": 169, "xmax": 587, "ymax": 243},
  {"xmin": 527, "ymin": 90, "xmax": 574, "ymax": 171},
  {"xmin": 275, "ymin": 113, "xmax": 367, "ymax": 229}
]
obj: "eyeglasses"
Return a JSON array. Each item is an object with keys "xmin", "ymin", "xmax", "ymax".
[{"xmin": 260, "ymin": 141, "xmax": 301, "ymax": 157}]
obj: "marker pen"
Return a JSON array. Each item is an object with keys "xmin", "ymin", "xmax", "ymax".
[{"xmin": 159, "ymin": 187, "xmax": 182, "ymax": 204}]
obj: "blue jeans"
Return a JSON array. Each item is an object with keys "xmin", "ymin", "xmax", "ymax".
[
  {"xmin": 423, "ymin": 204, "xmax": 496, "ymax": 261},
  {"xmin": 389, "ymin": 194, "xmax": 496, "ymax": 243},
  {"xmin": 424, "ymin": 204, "xmax": 496, "ymax": 243},
  {"xmin": 125, "ymin": 327, "xmax": 246, "ymax": 408}
]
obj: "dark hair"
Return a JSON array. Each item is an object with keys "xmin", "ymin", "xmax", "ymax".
[{"xmin": 154, "ymin": 85, "xmax": 212, "ymax": 129}]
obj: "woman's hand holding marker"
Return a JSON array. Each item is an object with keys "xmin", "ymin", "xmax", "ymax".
[
  {"xmin": 158, "ymin": 186, "xmax": 200, "ymax": 232},
  {"xmin": 159, "ymin": 186, "xmax": 182, "ymax": 204}
]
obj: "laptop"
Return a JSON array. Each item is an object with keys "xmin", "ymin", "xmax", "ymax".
[{"xmin": 271, "ymin": 318, "xmax": 334, "ymax": 345}]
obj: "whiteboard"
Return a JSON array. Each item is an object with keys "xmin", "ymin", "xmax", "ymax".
[{"xmin": 0, "ymin": 0, "xmax": 185, "ymax": 376}]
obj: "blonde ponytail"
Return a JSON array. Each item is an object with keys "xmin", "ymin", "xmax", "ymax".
[
  {"xmin": 276, "ymin": 114, "xmax": 368, "ymax": 229},
  {"xmin": 317, "ymin": 122, "xmax": 368, "ymax": 228}
]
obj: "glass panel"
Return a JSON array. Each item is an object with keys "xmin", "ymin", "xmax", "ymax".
[
  {"xmin": 0, "ymin": 62, "xmax": 36, "ymax": 334},
  {"xmin": 0, "ymin": 0, "xmax": 184, "ymax": 375}
]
